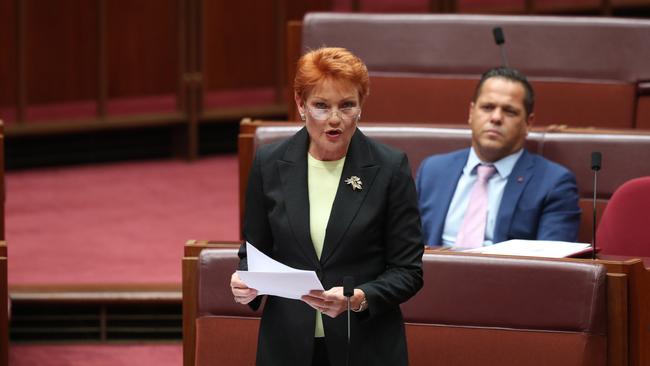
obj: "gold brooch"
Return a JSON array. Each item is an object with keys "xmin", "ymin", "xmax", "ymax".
[{"xmin": 345, "ymin": 176, "xmax": 363, "ymax": 191}]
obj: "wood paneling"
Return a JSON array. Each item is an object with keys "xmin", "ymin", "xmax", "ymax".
[
  {"xmin": 25, "ymin": 0, "xmax": 98, "ymax": 104},
  {"xmin": 107, "ymin": 0, "xmax": 179, "ymax": 98},
  {"xmin": 201, "ymin": 0, "xmax": 328, "ymax": 93},
  {"xmin": 0, "ymin": 0, "xmax": 17, "ymax": 108},
  {"xmin": 359, "ymin": 0, "xmax": 431, "ymax": 12},
  {"xmin": 284, "ymin": 0, "xmax": 331, "ymax": 21},
  {"xmin": 456, "ymin": 0, "xmax": 527, "ymax": 13},
  {"xmin": 202, "ymin": 1, "xmax": 277, "ymax": 90}
]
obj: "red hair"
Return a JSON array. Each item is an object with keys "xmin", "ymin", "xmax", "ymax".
[{"xmin": 294, "ymin": 47, "xmax": 369, "ymax": 102}]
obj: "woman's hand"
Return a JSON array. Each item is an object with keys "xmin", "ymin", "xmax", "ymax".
[
  {"xmin": 230, "ymin": 272, "xmax": 258, "ymax": 305},
  {"xmin": 302, "ymin": 287, "xmax": 366, "ymax": 318}
]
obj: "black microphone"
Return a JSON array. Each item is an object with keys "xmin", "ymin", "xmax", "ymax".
[
  {"xmin": 492, "ymin": 26, "xmax": 509, "ymax": 67},
  {"xmin": 590, "ymin": 152, "xmax": 602, "ymax": 260},
  {"xmin": 343, "ymin": 276, "xmax": 354, "ymax": 366}
]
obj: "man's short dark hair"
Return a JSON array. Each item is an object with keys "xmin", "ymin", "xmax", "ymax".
[{"xmin": 472, "ymin": 67, "xmax": 535, "ymax": 116}]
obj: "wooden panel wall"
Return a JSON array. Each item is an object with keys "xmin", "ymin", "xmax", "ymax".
[
  {"xmin": 25, "ymin": 0, "xmax": 98, "ymax": 104},
  {"xmin": 0, "ymin": 0, "xmax": 16, "ymax": 110},
  {"xmin": 202, "ymin": 1, "xmax": 278, "ymax": 90},
  {"xmin": 0, "ymin": 0, "xmax": 646, "ymax": 138},
  {"xmin": 106, "ymin": 0, "xmax": 179, "ymax": 98},
  {"xmin": 202, "ymin": 0, "xmax": 330, "ymax": 92}
]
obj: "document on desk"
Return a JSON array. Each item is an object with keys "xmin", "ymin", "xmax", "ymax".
[
  {"xmin": 236, "ymin": 242, "xmax": 324, "ymax": 300},
  {"xmin": 462, "ymin": 239, "xmax": 592, "ymax": 258}
]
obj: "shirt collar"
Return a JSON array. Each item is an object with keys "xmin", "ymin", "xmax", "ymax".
[{"xmin": 464, "ymin": 148, "xmax": 524, "ymax": 178}]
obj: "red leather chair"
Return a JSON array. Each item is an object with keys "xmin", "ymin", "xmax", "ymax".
[{"xmin": 596, "ymin": 176, "xmax": 650, "ymax": 257}]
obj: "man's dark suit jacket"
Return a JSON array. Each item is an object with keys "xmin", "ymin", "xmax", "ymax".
[
  {"xmin": 239, "ymin": 127, "xmax": 423, "ymax": 366},
  {"xmin": 416, "ymin": 148, "xmax": 581, "ymax": 247}
]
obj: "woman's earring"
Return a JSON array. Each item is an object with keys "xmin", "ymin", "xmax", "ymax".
[{"xmin": 300, "ymin": 112, "xmax": 306, "ymax": 121}]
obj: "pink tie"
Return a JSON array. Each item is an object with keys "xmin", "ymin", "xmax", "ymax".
[{"xmin": 455, "ymin": 165, "xmax": 496, "ymax": 248}]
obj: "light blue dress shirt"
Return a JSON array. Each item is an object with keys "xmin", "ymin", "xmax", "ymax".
[{"xmin": 441, "ymin": 148, "xmax": 524, "ymax": 247}]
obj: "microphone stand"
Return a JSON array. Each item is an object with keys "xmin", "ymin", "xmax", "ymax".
[
  {"xmin": 346, "ymin": 296, "xmax": 351, "ymax": 350},
  {"xmin": 590, "ymin": 151, "xmax": 602, "ymax": 260},
  {"xmin": 592, "ymin": 169, "xmax": 598, "ymax": 260},
  {"xmin": 343, "ymin": 276, "xmax": 354, "ymax": 366}
]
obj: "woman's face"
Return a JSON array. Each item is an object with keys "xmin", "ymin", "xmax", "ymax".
[{"xmin": 296, "ymin": 78, "xmax": 361, "ymax": 161}]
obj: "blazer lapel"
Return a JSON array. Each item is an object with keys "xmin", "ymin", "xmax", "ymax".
[
  {"xmin": 494, "ymin": 150, "xmax": 534, "ymax": 243},
  {"xmin": 320, "ymin": 130, "xmax": 379, "ymax": 264},
  {"xmin": 278, "ymin": 128, "xmax": 320, "ymax": 267},
  {"xmin": 430, "ymin": 150, "xmax": 468, "ymax": 245}
]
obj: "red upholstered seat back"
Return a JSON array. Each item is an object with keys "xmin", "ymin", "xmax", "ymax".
[
  {"xmin": 300, "ymin": 13, "xmax": 650, "ymax": 128},
  {"xmin": 254, "ymin": 123, "xmax": 537, "ymax": 177},
  {"xmin": 250, "ymin": 123, "xmax": 650, "ymax": 244},
  {"xmin": 402, "ymin": 253, "xmax": 608, "ymax": 366},
  {"xmin": 194, "ymin": 248, "xmax": 261, "ymax": 366},
  {"xmin": 596, "ymin": 176, "xmax": 650, "ymax": 257}
]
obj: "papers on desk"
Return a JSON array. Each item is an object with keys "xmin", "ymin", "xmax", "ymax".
[
  {"xmin": 236, "ymin": 242, "xmax": 324, "ymax": 300},
  {"xmin": 462, "ymin": 239, "xmax": 593, "ymax": 258}
]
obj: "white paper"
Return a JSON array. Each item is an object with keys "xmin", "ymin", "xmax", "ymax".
[
  {"xmin": 462, "ymin": 239, "xmax": 592, "ymax": 258},
  {"xmin": 237, "ymin": 242, "xmax": 324, "ymax": 300}
]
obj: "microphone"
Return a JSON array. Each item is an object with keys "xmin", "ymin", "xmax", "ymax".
[
  {"xmin": 343, "ymin": 276, "xmax": 354, "ymax": 366},
  {"xmin": 590, "ymin": 152, "xmax": 602, "ymax": 260},
  {"xmin": 492, "ymin": 26, "xmax": 509, "ymax": 67}
]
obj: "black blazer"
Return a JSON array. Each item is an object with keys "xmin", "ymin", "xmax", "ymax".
[{"xmin": 240, "ymin": 127, "xmax": 423, "ymax": 366}]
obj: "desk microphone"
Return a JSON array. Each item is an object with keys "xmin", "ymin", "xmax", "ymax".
[
  {"xmin": 492, "ymin": 26, "xmax": 509, "ymax": 67},
  {"xmin": 343, "ymin": 276, "xmax": 354, "ymax": 366},
  {"xmin": 591, "ymin": 152, "xmax": 602, "ymax": 260}
]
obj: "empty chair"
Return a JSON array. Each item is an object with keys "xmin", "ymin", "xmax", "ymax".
[
  {"xmin": 193, "ymin": 248, "xmax": 262, "ymax": 366},
  {"xmin": 596, "ymin": 176, "xmax": 650, "ymax": 257},
  {"xmin": 402, "ymin": 253, "xmax": 608, "ymax": 366}
]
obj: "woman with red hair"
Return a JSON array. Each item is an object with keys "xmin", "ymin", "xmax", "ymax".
[{"xmin": 231, "ymin": 47, "xmax": 423, "ymax": 366}]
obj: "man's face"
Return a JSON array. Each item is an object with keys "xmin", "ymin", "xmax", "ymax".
[{"xmin": 468, "ymin": 77, "xmax": 534, "ymax": 162}]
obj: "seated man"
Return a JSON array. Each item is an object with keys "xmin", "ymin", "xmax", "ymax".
[{"xmin": 416, "ymin": 67, "xmax": 580, "ymax": 248}]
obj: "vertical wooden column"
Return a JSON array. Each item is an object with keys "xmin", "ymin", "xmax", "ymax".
[
  {"xmin": 193, "ymin": 0, "xmax": 203, "ymax": 121},
  {"xmin": 182, "ymin": 243, "xmax": 200, "ymax": 366},
  {"xmin": 525, "ymin": 0, "xmax": 535, "ymax": 14},
  {"xmin": 286, "ymin": 21, "xmax": 302, "ymax": 121},
  {"xmin": 430, "ymin": 0, "xmax": 455, "ymax": 13},
  {"xmin": 16, "ymin": 0, "xmax": 26, "ymax": 124},
  {"xmin": 601, "ymin": 0, "xmax": 612, "ymax": 15},
  {"xmin": 177, "ymin": 0, "xmax": 187, "ymax": 113},
  {"xmin": 97, "ymin": 0, "xmax": 107, "ymax": 120},
  {"xmin": 0, "ymin": 123, "xmax": 4, "ymax": 239},
  {"xmin": 607, "ymin": 273, "xmax": 629, "ymax": 366},
  {"xmin": 179, "ymin": 0, "xmax": 201, "ymax": 160},
  {"xmin": 274, "ymin": 0, "xmax": 287, "ymax": 105}
]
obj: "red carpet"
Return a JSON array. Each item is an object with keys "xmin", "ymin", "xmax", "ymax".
[
  {"xmin": 10, "ymin": 343, "xmax": 182, "ymax": 366},
  {"xmin": 6, "ymin": 155, "xmax": 239, "ymax": 285}
]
